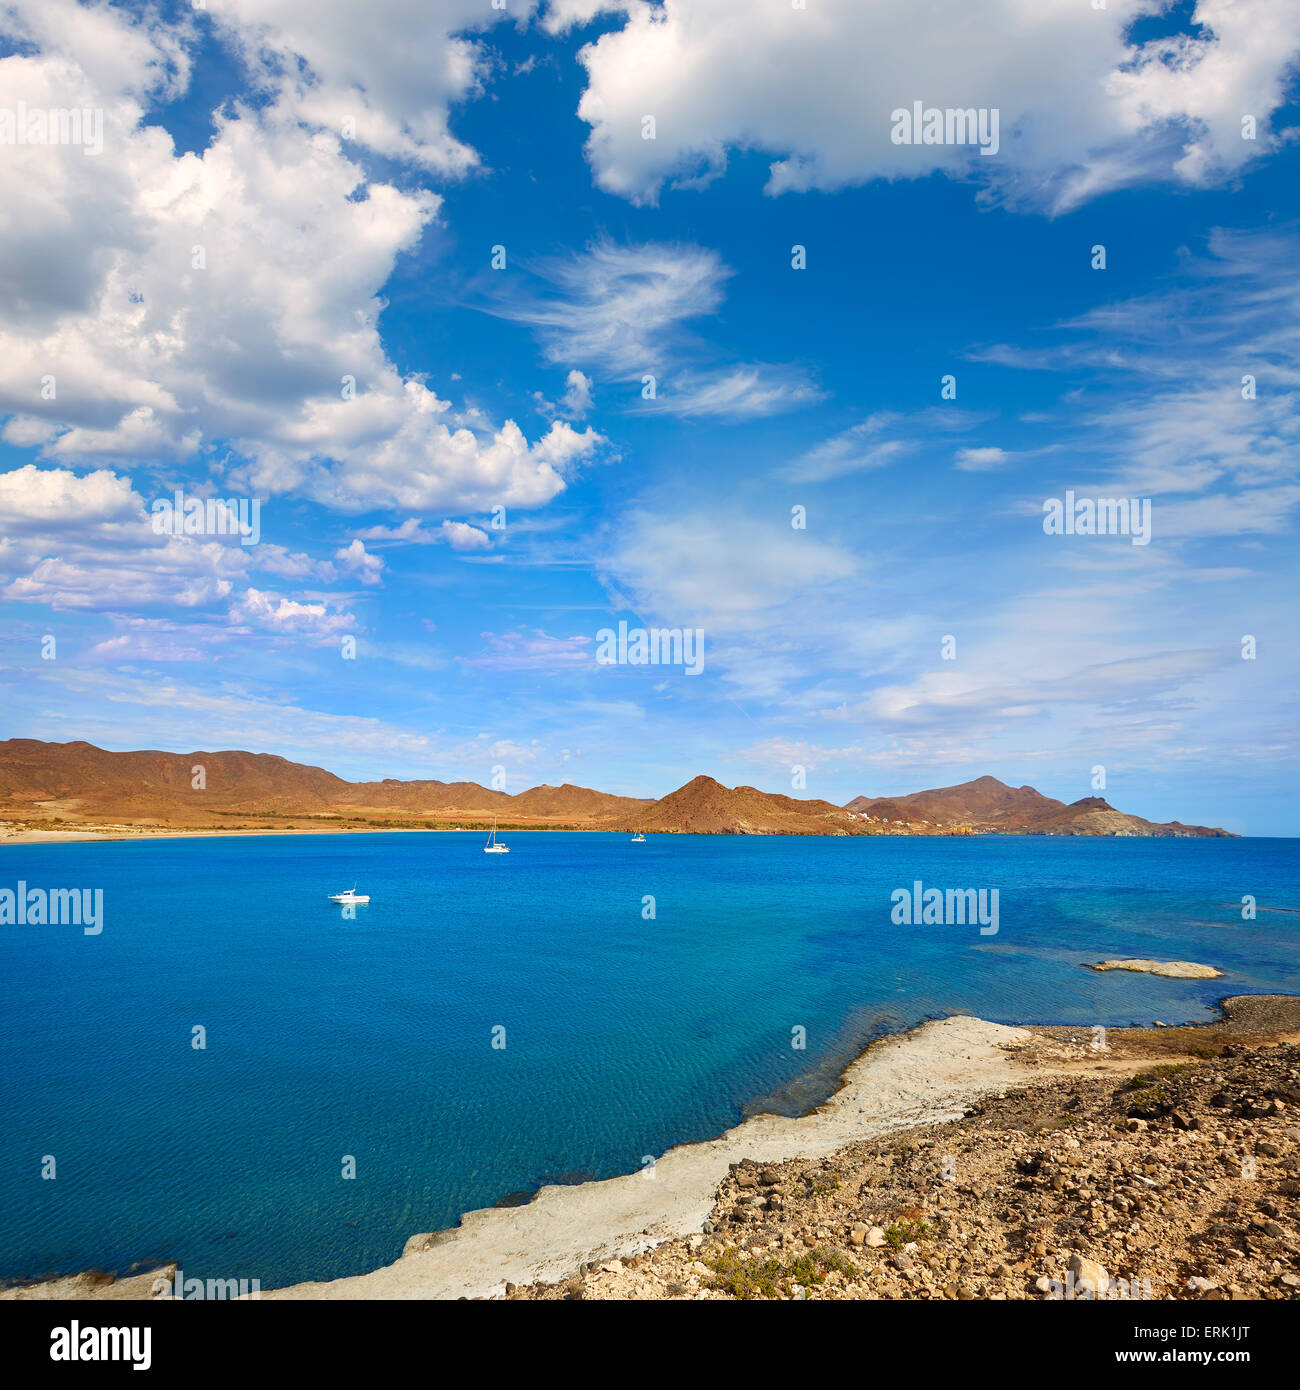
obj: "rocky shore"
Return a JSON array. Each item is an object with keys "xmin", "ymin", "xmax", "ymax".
[
  {"xmin": 8, "ymin": 996, "xmax": 1299, "ymax": 1303},
  {"xmin": 513, "ymin": 996, "xmax": 1300, "ymax": 1301}
]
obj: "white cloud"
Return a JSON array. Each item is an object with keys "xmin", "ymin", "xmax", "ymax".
[
  {"xmin": 0, "ymin": 465, "xmax": 383, "ymax": 625},
  {"xmin": 640, "ymin": 365, "xmax": 824, "ymax": 420},
  {"xmin": 954, "ymin": 446, "xmax": 1012, "ymax": 472},
  {"xmin": 83, "ymin": 619, "xmax": 209, "ymax": 665},
  {"xmin": 439, "ymin": 520, "xmax": 493, "ymax": 551},
  {"xmin": 0, "ymin": 464, "xmax": 140, "ymax": 529},
  {"xmin": 561, "ymin": 368, "xmax": 593, "ymax": 417},
  {"xmin": 212, "ymin": 0, "xmax": 531, "ymax": 176},
  {"xmin": 839, "ymin": 649, "xmax": 1226, "ymax": 732},
  {"xmin": 5, "ymin": 546, "xmax": 237, "ymax": 611},
  {"xmin": 0, "ymin": 0, "xmax": 591, "ymax": 516},
  {"xmin": 466, "ymin": 629, "xmax": 594, "ymax": 670},
  {"xmin": 9, "ymin": 665, "xmax": 470, "ymax": 767},
  {"xmin": 974, "ymin": 227, "xmax": 1300, "ymax": 531},
  {"xmin": 355, "ymin": 517, "xmax": 494, "ymax": 550},
  {"xmin": 501, "ymin": 239, "xmax": 729, "ymax": 376},
  {"xmin": 495, "ymin": 239, "xmax": 819, "ymax": 417},
  {"xmin": 605, "ymin": 510, "xmax": 860, "ymax": 624},
  {"xmin": 564, "ymin": 0, "xmax": 1300, "ymax": 212},
  {"xmin": 542, "ymin": 0, "xmax": 635, "ymax": 34},
  {"xmin": 229, "ymin": 588, "xmax": 356, "ymax": 641},
  {"xmin": 334, "ymin": 538, "xmax": 384, "ymax": 586},
  {"xmin": 787, "ymin": 415, "xmax": 913, "ymax": 483}
]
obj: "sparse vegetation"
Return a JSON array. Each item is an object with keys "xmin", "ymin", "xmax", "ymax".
[
  {"xmin": 703, "ymin": 1245, "xmax": 857, "ymax": 1300},
  {"xmin": 884, "ymin": 1218, "xmax": 933, "ymax": 1249}
]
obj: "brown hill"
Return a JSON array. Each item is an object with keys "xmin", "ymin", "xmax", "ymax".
[
  {"xmin": 335, "ymin": 780, "xmax": 512, "ymax": 815},
  {"xmin": 509, "ymin": 783, "xmax": 648, "ymax": 818},
  {"xmin": 607, "ymin": 775, "xmax": 907, "ymax": 836},
  {"xmin": 0, "ymin": 738, "xmax": 348, "ymax": 815},
  {"xmin": 844, "ymin": 775, "xmax": 1064, "ymax": 829},
  {"xmin": 845, "ymin": 777, "xmax": 1232, "ymax": 837},
  {"xmin": 0, "ymin": 739, "xmax": 647, "ymax": 829}
]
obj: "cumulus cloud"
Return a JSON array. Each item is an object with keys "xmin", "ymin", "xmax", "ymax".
[
  {"xmin": 0, "ymin": 464, "xmax": 141, "ymax": 530},
  {"xmin": 0, "ymin": 0, "xmax": 594, "ymax": 516},
  {"xmin": 562, "ymin": 0, "xmax": 1300, "ymax": 212},
  {"xmin": 212, "ymin": 0, "xmax": 532, "ymax": 176},
  {"xmin": 5, "ymin": 546, "xmax": 237, "ymax": 611},
  {"xmin": 561, "ymin": 369, "xmax": 594, "ymax": 417},
  {"xmin": 0, "ymin": 465, "xmax": 377, "ymax": 626},
  {"xmin": 229, "ymin": 588, "xmax": 356, "ymax": 641},
  {"xmin": 334, "ymin": 539, "xmax": 384, "ymax": 586},
  {"xmin": 355, "ymin": 517, "xmax": 494, "ymax": 550},
  {"xmin": 439, "ymin": 520, "xmax": 493, "ymax": 551}
]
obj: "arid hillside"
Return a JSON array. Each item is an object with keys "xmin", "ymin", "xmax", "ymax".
[
  {"xmin": 845, "ymin": 776, "xmax": 1231, "ymax": 838},
  {"xmin": 0, "ymin": 741, "xmax": 1233, "ymax": 839}
]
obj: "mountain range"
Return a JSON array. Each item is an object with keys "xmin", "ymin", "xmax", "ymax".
[{"xmin": 0, "ymin": 740, "xmax": 1233, "ymax": 837}]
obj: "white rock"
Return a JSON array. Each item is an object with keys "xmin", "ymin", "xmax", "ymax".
[
  {"xmin": 1091, "ymin": 959, "xmax": 1221, "ymax": 979},
  {"xmin": 1067, "ymin": 1252, "xmax": 1110, "ymax": 1298}
]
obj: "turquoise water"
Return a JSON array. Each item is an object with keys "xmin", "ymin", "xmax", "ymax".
[{"xmin": 1, "ymin": 831, "xmax": 1297, "ymax": 1288}]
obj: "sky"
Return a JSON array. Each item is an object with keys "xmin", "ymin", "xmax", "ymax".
[{"xmin": 0, "ymin": 0, "xmax": 1298, "ymax": 834}]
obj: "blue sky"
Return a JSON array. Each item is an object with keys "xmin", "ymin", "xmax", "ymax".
[{"xmin": 1, "ymin": 0, "xmax": 1298, "ymax": 833}]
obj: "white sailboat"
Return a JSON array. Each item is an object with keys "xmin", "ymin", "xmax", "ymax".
[
  {"xmin": 631, "ymin": 830, "xmax": 646, "ymax": 842},
  {"xmin": 328, "ymin": 886, "xmax": 370, "ymax": 904},
  {"xmin": 483, "ymin": 817, "xmax": 510, "ymax": 854}
]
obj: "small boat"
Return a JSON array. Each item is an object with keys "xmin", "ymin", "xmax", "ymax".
[
  {"xmin": 631, "ymin": 830, "xmax": 646, "ymax": 842},
  {"xmin": 328, "ymin": 887, "xmax": 370, "ymax": 904},
  {"xmin": 484, "ymin": 818, "xmax": 510, "ymax": 854}
]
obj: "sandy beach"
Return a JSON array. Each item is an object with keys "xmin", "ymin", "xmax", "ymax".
[{"xmin": 0, "ymin": 826, "xmax": 433, "ymax": 846}]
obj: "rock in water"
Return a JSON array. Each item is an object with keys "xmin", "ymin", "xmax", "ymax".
[{"xmin": 1091, "ymin": 959, "xmax": 1221, "ymax": 979}]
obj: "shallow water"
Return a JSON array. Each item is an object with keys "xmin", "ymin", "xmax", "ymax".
[{"xmin": 1, "ymin": 830, "xmax": 1296, "ymax": 1287}]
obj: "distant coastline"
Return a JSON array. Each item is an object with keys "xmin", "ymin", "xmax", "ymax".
[
  {"xmin": 0, "ymin": 737, "xmax": 1237, "ymax": 839},
  {"xmin": 0, "ymin": 823, "xmax": 1256, "ymax": 848}
]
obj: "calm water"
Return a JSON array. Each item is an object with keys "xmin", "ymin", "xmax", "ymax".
[{"xmin": 1, "ymin": 831, "xmax": 1297, "ymax": 1288}]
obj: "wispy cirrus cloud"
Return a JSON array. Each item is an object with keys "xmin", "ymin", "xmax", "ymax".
[
  {"xmin": 971, "ymin": 227, "xmax": 1300, "ymax": 533},
  {"xmin": 465, "ymin": 629, "xmax": 594, "ymax": 671},
  {"xmin": 490, "ymin": 239, "xmax": 822, "ymax": 419}
]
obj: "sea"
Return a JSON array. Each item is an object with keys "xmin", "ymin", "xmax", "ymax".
[{"xmin": 1, "ymin": 830, "xmax": 1296, "ymax": 1289}]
